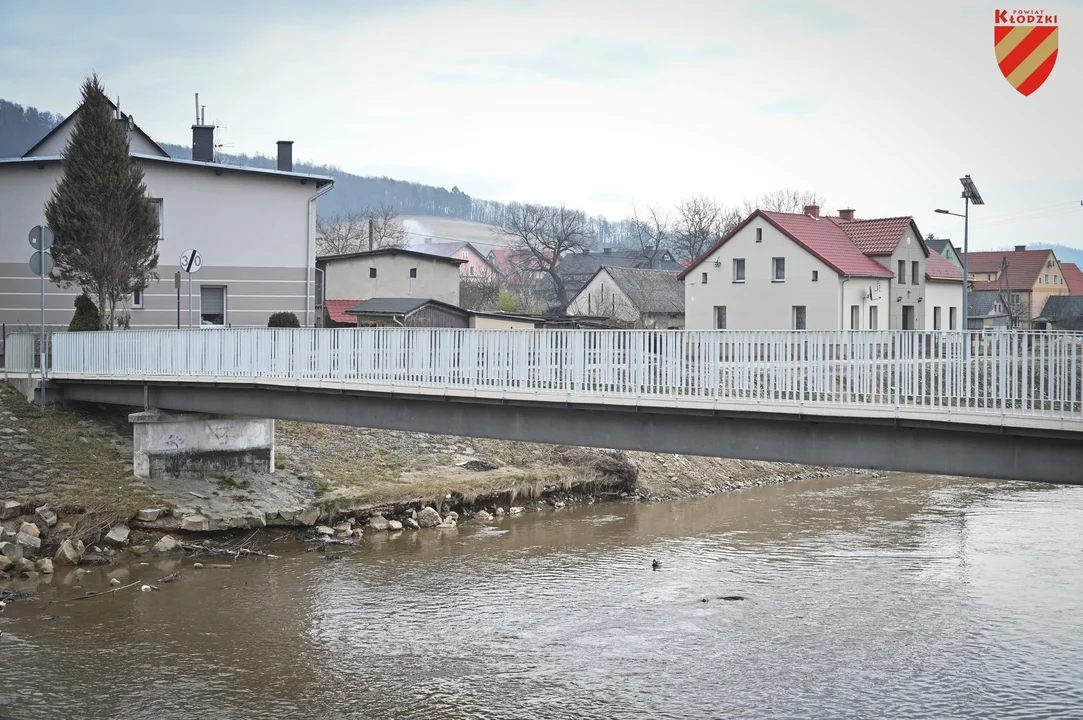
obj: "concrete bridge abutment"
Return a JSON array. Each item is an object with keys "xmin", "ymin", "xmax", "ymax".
[{"xmin": 128, "ymin": 409, "xmax": 274, "ymax": 479}]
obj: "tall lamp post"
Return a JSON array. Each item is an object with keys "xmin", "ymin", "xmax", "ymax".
[{"xmin": 935, "ymin": 174, "xmax": 984, "ymax": 333}]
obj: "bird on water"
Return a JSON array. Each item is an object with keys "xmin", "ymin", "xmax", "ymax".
[{"xmin": 651, "ymin": 560, "xmax": 662, "ymax": 570}]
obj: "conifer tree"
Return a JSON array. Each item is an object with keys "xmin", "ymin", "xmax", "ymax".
[{"xmin": 45, "ymin": 74, "xmax": 159, "ymax": 329}]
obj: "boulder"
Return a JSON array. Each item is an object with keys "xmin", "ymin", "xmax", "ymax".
[
  {"xmin": 495, "ymin": 508, "xmax": 505, "ymax": 516},
  {"xmin": 128, "ymin": 545, "xmax": 151, "ymax": 557},
  {"xmin": 0, "ymin": 541, "xmax": 22, "ymax": 560},
  {"xmin": 277, "ymin": 509, "xmax": 300, "ymax": 523},
  {"xmin": 0, "ymin": 555, "xmax": 12, "ymax": 572},
  {"xmin": 417, "ymin": 507, "xmax": 442, "ymax": 528},
  {"xmin": 20, "ymin": 570, "xmax": 39, "ymax": 581},
  {"xmin": 403, "ymin": 518, "xmax": 420, "ymax": 530},
  {"xmin": 15, "ymin": 532, "xmax": 40, "ymax": 551},
  {"xmin": 35, "ymin": 505, "xmax": 58, "ymax": 527},
  {"xmin": 136, "ymin": 508, "xmax": 163, "ymax": 522},
  {"xmin": 333, "ymin": 522, "xmax": 352, "ymax": 533},
  {"xmin": 366, "ymin": 515, "xmax": 391, "ymax": 532},
  {"xmin": 316, "ymin": 525, "xmax": 335, "ymax": 536},
  {"xmin": 509, "ymin": 507, "xmax": 525, "ymax": 515},
  {"xmin": 474, "ymin": 510, "xmax": 494, "ymax": 522},
  {"xmin": 297, "ymin": 507, "xmax": 320, "ymax": 526},
  {"xmin": 0, "ymin": 500, "xmax": 20, "ymax": 520},
  {"xmin": 14, "ymin": 557, "xmax": 35, "ymax": 574},
  {"xmin": 54, "ymin": 539, "xmax": 81, "ymax": 566},
  {"xmin": 19, "ymin": 521, "xmax": 40, "ymax": 538},
  {"xmin": 387, "ymin": 520, "xmax": 403, "ymax": 531},
  {"xmin": 438, "ymin": 516, "xmax": 457, "ymax": 528},
  {"xmin": 104, "ymin": 524, "xmax": 130, "ymax": 546},
  {"xmin": 246, "ymin": 514, "xmax": 267, "ymax": 529},
  {"xmin": 153, "ymin": 534, "xmax": 181, "ymax": 555},
  {"xmin": 180, "ymin": 515, "xmax": 210, "ymax": 532},
  {"xmin": 35, "ymin": 558, "xmax": 54, "ymax": 574}
]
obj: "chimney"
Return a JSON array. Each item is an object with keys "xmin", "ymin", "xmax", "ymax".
[
  {"xmin": 192, "ymin": 124, "xmax": 214, "ymax": 163},
  {"xmin": 804, "ymin": 204, "xmax": 820, "ymax": 218},
  {"xmin": 277, "ymin": 141, "xmax": 293, "ymax": 172},
  {"xmin": 838, "ymin": 208, "xmax": 855, "ymax": 221},
  {"xmin": 1015, "ymin": 245, "xmax": 1026, "ymax": 252},
  {"xmin": 603, "ymin": 247, "xmax": 612, "ymax": 254}
]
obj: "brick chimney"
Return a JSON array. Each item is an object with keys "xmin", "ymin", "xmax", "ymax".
[
  {"xmin": 804, "ymin": 204, "xmax": 820, "ymax": 218},
  {"xmin": 1015, "ymin": 245, "xmax": 1026, "ymax": 252},
  {"xmin": 838, "ymin": 208, "xmax": 855, "ymax": 221},
  {"xmin": 276, "ymin": 141, "xmax": 293, "ymax": 172}
]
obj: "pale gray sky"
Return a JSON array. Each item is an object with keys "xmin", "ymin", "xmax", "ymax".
[{"xmin": 1, "ymin": 0, "xmax": 1080, "ymax": 249}]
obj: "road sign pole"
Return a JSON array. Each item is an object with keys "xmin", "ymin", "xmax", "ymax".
[
  {"xmin": 175, "ymin": 272, "xmax": 181, "ymax": 329},
  {"xmin": 39, "ymin": 228, "xmax": 46, "ymax": 410},
  {"xmin": 188, "ymin": 274, "xmax": 193, "ymax": 328}
]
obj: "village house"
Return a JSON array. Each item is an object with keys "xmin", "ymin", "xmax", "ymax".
[
  {"xmin": 963, "ymin": 246, "xmax": 1068, "ymax": 328},
  {"xmin": 408, "ymin": 240, "xmax": 498, "ymax": 279},
  {"xmin": 967, "ymin": 291, "xmax": 1011, "ymax": 330},
  {"xmin": 926, "ymin": 237, "xmax": 963, "ymax": 269},
  {"xmin": 924, "ymin": 250, "xmax": 965, "ymax": 330},
  {"xmin": 556, "ymin": 247, "xmax": 684, "ymax": 300},
  {"xmin": 565, "ymin": 266, "xmax": 684, "ymax": 329},
  {"xmin": 0, "ymin": 97, "xmax": 334, "ymax": 330},
  {"xmin": 680, "ymin": 205, "xmax": 952, "ymax": 331},
  {"xmin": 1059, "ymin": 262, "xmax": 1083, "ymax": 294},
  {"xmin": 1034, "ymin": 296, "xmax": 1083, "ymax": 331},
  {"xmin": 315, "ymin": 248, "xmax": 464, "ymax": 327}
]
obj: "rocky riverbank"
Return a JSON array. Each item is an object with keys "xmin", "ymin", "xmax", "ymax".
[{"xmin": 0, "ymin": 381, "xmax": 875, "ymax": 584}]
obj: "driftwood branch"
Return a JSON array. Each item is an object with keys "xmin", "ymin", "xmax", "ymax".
[
  {"xmin": 53, "ymin": 578, "xmax": 144, "ymax": 603},
  {"xmin": 180, "ymin": 542, "xmax": 279, "ymax": 560}
]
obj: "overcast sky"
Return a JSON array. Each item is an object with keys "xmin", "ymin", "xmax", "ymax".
[{"xmin": 1, "ymin": 0, "xmax": 1080, "ymax": 250}]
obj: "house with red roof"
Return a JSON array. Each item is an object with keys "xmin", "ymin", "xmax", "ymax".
[
  {"xmin": 962, "ymin": 245, "xmax": 1068, "ymax": 328},
  {"xmin": 678, "ymin": 204, "xmax": 956, "ymax": 331},
  {"xmin": 924, "ymin": 250, "xmax": 965, "ymax": 330},
  {"xmin": 1061, "ymin": 263, "xmax": 1083, "ymax": 295}
]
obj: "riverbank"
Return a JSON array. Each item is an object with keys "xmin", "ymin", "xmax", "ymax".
[{"xmin": 0, "ymin": 382, "xmax": 872, "ymax": 581}]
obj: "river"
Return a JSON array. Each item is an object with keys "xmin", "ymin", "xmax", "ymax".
[{"xmin": 1, "ymin": 473, "xmax": 1082, "ymax": 719}]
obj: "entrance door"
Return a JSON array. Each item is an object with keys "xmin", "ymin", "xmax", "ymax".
[{"xmin": 902, "ymin": 305, "xmax": 915, "ymax": 330}]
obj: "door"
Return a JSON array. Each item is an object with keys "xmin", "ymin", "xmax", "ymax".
[{"xmin": 902, "ymin": 305, "xmax": 915, "ymax": 330}]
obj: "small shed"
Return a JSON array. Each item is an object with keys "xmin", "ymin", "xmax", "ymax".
[{"xmin": 345, "ymin": 298, "xmax": 471, "ymax": 328}]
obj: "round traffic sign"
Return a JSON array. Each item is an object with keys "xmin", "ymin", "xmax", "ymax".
[
  {"xmin": 29, "ymin": 225, "xmax": 54, "ymax": 251},
  {"xmin": 30, "ymin": 250, "xmax": 54, "ymax": 276},
  {"xmin": 180, "ymin": 249, "xmax": 202, "ymax": 274}
]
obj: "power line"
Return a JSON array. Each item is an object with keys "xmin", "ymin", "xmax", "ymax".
[{"xmin": 974, "ymin": 206, "xmax": 1083, "ymax": 229}]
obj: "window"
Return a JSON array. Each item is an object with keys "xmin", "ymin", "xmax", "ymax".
[
  {"xmin": 1012, "ymin": 293, "xmax": 1021, "ymax": 304},
  {"xmin": 933, "ymin": 306, "xmax": 942, "ymax": 330},
  {"xmin": 949, "ymin": 307, "xmax": 957, "ymax": 330},
  {"xmin": 869, "ymin": 306, "xmax": 878, "ymax": 330},
  {"xmin": 987, "ymin": 273, "xmax": 992, "ymax": 281},
  {"xmin": 1045, "ymin": 274, "xmax": 1050, "ymax": 284},
  {"xmin": 756, "ymin": 228, "xmax": 763, "ymax": 243},
  {"xmin": 733, "ymin": 258, "xmax": 745, "ymax": 282},
  {"xmin": 132, "ymin": 288, "xmax": 144, "ymax": 309},
  {"xmin": 714, "ymin": 306, "xmax": 727, "ymax": 330},
  {"xmin": 1054, "ymin": 275, "xmax": 1059, "ymax": 284},
  {"xmin": 369, "ymin": 267, "xmax": 377, "ymax": 279},
  {"xmin": 812, "ymin": 270, "xmax": 819, "ymax": 282},
  {"xmin": 898, "ymin": 261, "xmax": 906, "ymax": 285},
  {"xmin": 469, "ymin": 266, "xmax": 475, "ymax": 276},
  {"xmin": 410, "ymin": 268, "xmax": 417, "ymax": 278},
  {"xmin": 199, "ymin": 286, "xmax": 226, "ymax": 326},
  {"xmin": 773, "ymin": 258, "xmax": 786, "ymax": 281},
  {"xmin": 793, "ymin": 305, "xmax": 806, "ymax": 330},
  {"xmin": 911, "ymin": 261, "xmax": 920, "ymax": 285},
  {"xmin": 850, "ymin": 305, "xmax": 860, "ymax": 330},
  {"xmin": 151, "ymin": 199, "xmax": 163, "ymax": 239},
  {"xmin": 701, "ymin": 272, "xmax": 708, "ymax": 284}
]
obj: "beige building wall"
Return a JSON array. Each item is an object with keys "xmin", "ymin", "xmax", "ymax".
[
  {"xmin": 684, "ymin": 219, "xmax": 842, "ymax": 330},
  {"xmin": 925, "ymin": 280, "xmax": 964, "ymax": 330},
  {"xmin": 470, "ymin": 315, "xmax": 536, "ymax": 329},
  {"xmin": 1030, "ymin": 250, "xmax": 1069, "ymax": 319},
  {"xmin": 322, "ymin": 253, "xmax": 460, "ymax": 306},
  {"xmin": 0, "ymin": 159, "xmax": 322, "ymax": 330}
]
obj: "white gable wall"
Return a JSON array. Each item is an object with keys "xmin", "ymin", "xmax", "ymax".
[
  {"xmin": 566, "ymin": 270, "xmax": 638, "ymax": 323},
  {"xmin": 684, "ymin": 219, "xmax": 842, "ymax": 330}
]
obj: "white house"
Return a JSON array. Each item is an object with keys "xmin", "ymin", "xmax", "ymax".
[
  {"xmin": 680, "ymin": 205, "xmax": 938, "ymax": 331},
  {"xmin": 923, "ymin": 250, "xmax": 965, "ymax": 330},
  {"xmin": 566, "ymin": 266, "xmax": 684, "ymax": 328},
  {"xmin": 0, "ymin": 97, "xmax": 334, "ymax": 330}
]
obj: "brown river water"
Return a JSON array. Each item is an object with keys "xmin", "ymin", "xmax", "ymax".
[{"xmin": 1, "ymin": 473, "xmax": 1082, "ymax": 719}]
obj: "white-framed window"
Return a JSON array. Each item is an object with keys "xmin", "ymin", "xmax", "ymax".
[
  {"xmin": 949, "ymin": 307, "xmax": 957, "ymax": 330},
  {"xmin": 773, "ymin": 258, "xmax": 786, "ymax": 282},
  {"xmin": 151, "ymin": 199, "xmax": 163, "ymax": 240},
  {"xmin": 793, "ymin": 305, "xmax": 806, "ymax": 330},
  {"xmin": 869, "ymin": 306, "xmax": 878, "ymax": 330},
  {"xmin": 714, "ymin": 305, "xmax": 726, "ymax": 330},
  {"xmin": 850, "ymin": 305, "xmax": 860, "ymax": 330},
  {"xmin": 200, "ymin": 285, "xmax": 226, "ymax": 326},
  {"xmin": 132, "ymin": 288, "xmax": 144, "ymax": 309},
  {"xmin": 933, "ymin": 306, "xmax": 941, "ymax": 330},
  {"xmin": 410, "ymin": 268, "xmax": 417, "ymax": 278},
  {"xmin": 733, "ymin": 258, "xmax": 745, "ymax": 282},
  {"xmin": 812, "ymin": 270, "xmax": 819, "ymax": 282},
  {"xmin": 701, "ymin": 272, "xmax": 708, "ymax": 284},
  {"xmin": 911, "ymin": 261, "xmax": 920, "ymax": 285},
  {"xmin": 755, "ymin": 228, "xmax": 763, "ymax": 243}
]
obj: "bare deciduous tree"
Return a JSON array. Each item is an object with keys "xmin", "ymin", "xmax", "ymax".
[
  {"xmin": 742, "ymin": 188, "xmax": 828, "ymax": 215},
  {"xmin": 497, "ymin": 203, "xmax": 593, "ymax": 308},
  {"xmin": 673, "ymin": 195, "xmax": 725, "ymax": 262},
  {"xmin": 316, "ymin": 204, "xmax": 407, "ymax": 256},
  {"xmin": 629, "ymin": 204, "xmax": 671, "ymax": 268}
]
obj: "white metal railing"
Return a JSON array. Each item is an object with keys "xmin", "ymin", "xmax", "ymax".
[
  {"xmin": 50, "ymin": 328, "xmax": 1083, "ymax": 421},
  {"xmin": 3, "ymin": 332, "xmax": 35, "ymax": 371}
]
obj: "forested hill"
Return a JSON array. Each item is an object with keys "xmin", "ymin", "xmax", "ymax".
[{"xmin": 0, "ymin": 98, "xmax": 500, "ymax": 223}]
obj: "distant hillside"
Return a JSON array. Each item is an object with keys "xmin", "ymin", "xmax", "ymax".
[
  {"xmin": 1030, "ymin": 244, "xmax": 1083, "ymax": 268},
  {"xmin": 0, "ymin": 99, "xmax": 64, "ymax": 157}
]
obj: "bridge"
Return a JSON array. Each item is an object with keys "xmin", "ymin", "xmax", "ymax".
[{"xmin": 7, "ymin": 327, "xmax": 1083, "ymax": 485}]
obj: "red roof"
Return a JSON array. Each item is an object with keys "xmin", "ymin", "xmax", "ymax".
[
  {"xmin": 962, "ymin": 249, "xmax": 1054, "ymax": 291},
  {"xmin": 325, "ymin": 299, "xmax": 363, "ymax": 324},
  {"xmin": 1061, "ymin": 263, "xmax": 1083, "ymax": 294},
  {"xmin": 834, "ymin": 217, "xmax": 915, "ymax": 255},
  {"xmin": 925, "ymin": 250, "xmax": 963, "ymax": 281}
]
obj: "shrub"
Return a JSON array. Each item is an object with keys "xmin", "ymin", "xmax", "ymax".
[
  {"xmin": 69, "ymin": 292, "xmax": 101, "ymax": 331},
  {"xmin": 268, "ymin": 311, "xmax": 301, "ymax": 328}
]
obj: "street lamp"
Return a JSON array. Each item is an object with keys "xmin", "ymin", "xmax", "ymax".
[{"xmin": 935, "ymin": 174, "xmax": 984, "ymax": 333}]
